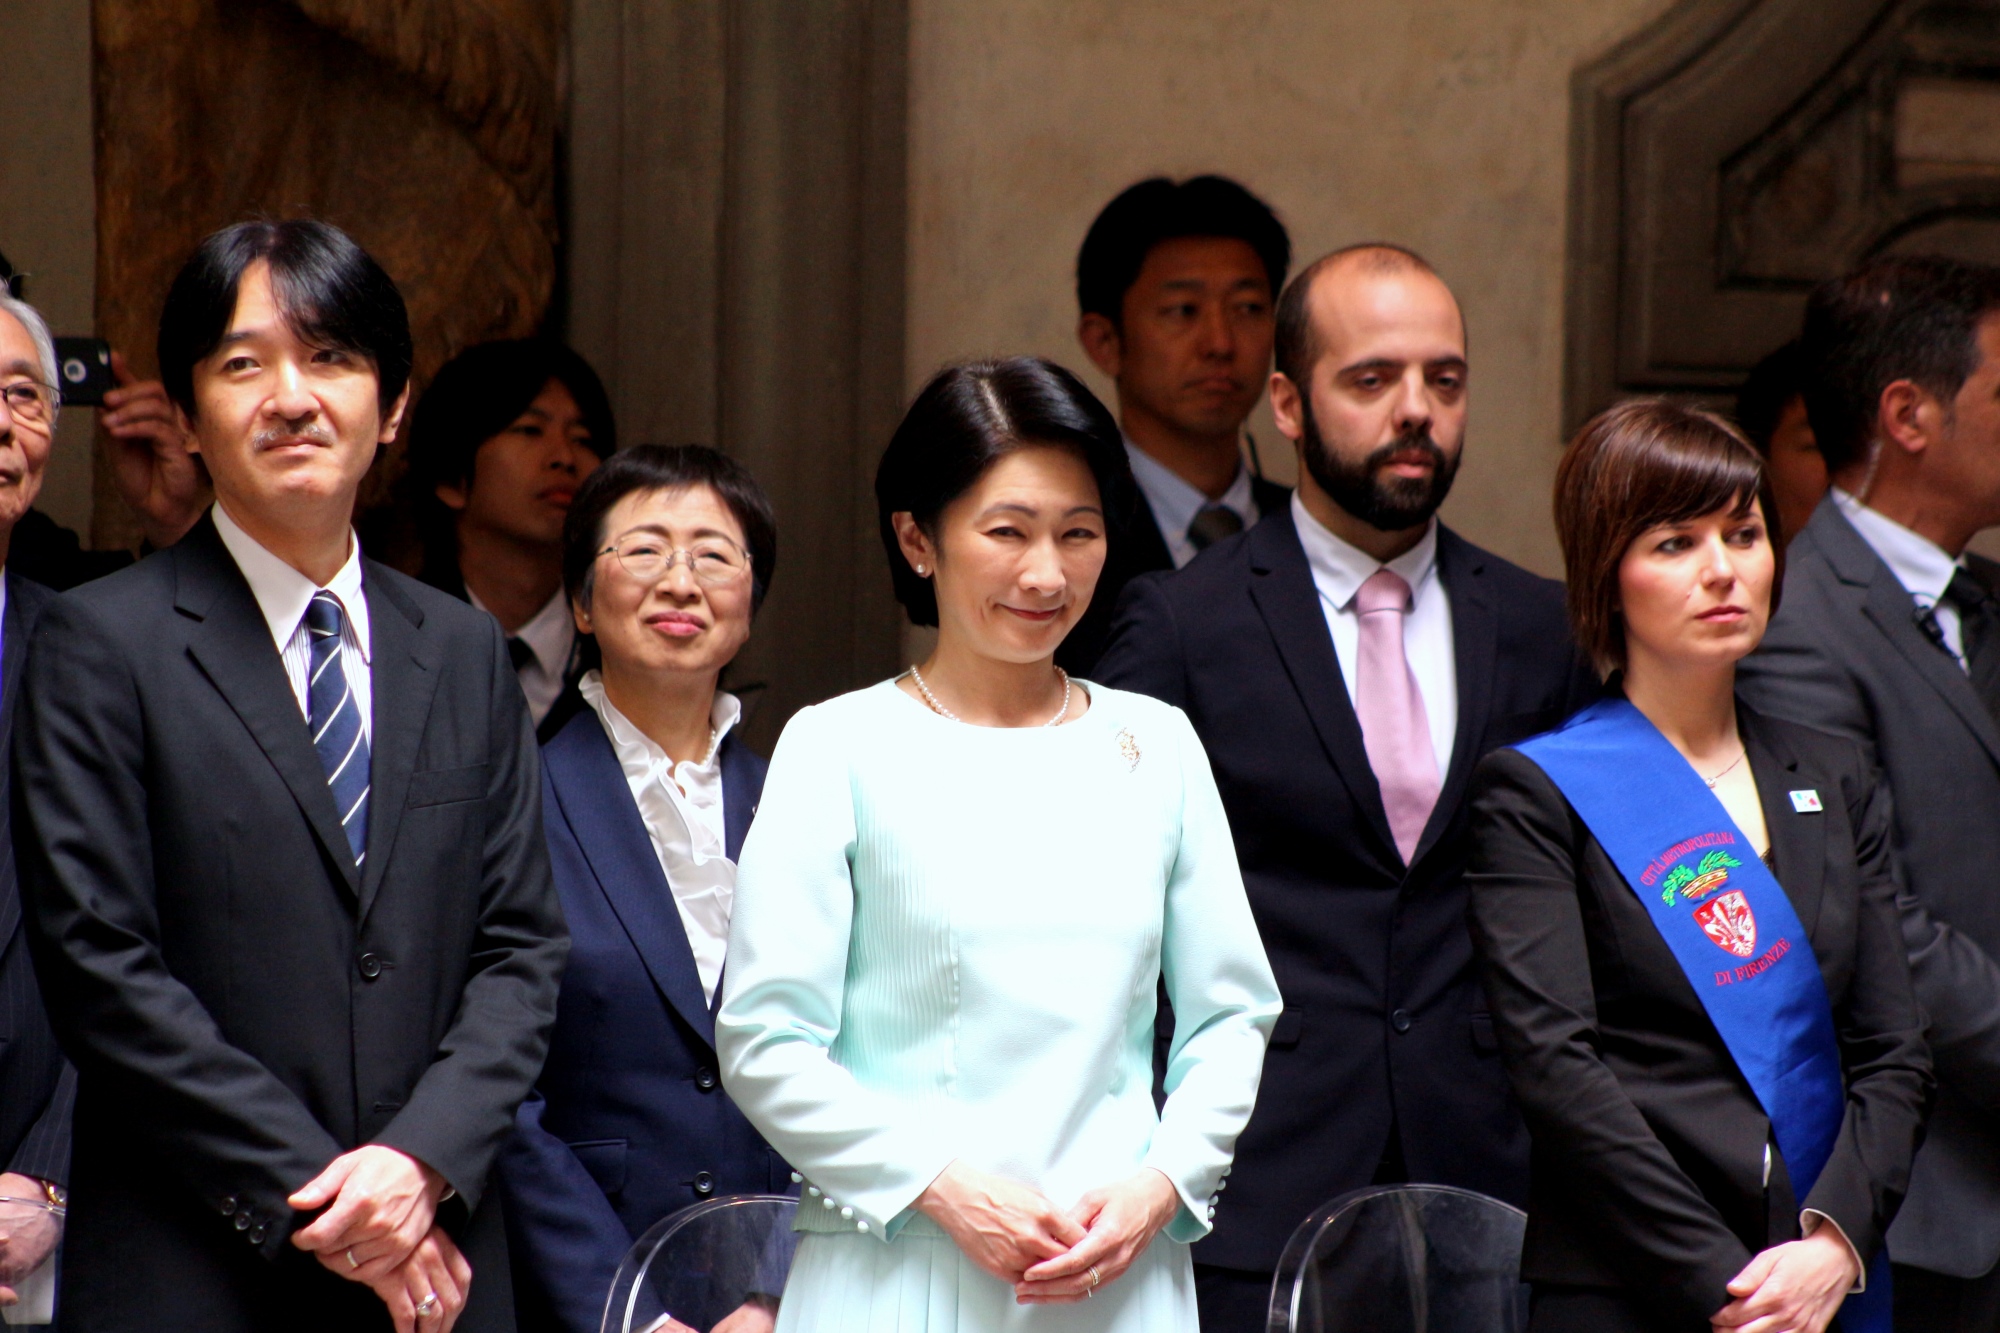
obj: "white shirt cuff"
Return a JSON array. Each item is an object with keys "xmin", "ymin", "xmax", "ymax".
[{"xmin": 1800, "ymin": 1209, "xmax": 1866, "ymax": 1293}]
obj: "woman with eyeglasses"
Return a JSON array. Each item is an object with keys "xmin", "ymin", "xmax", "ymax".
[{"xmin": 496, "ymin": 445, "xmax": 789, "ymax": 1333}]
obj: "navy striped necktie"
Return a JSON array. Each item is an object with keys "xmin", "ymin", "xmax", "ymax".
[{"xmin": 306, "ymin": 591, "xmax": 369, "ymax": 864}]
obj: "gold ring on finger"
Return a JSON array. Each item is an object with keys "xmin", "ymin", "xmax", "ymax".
[
  {"xmin": 1089, "ymin": 1265, "xmax": 1101, "ymax": 1288},
  {"xmin": 416, "ymin": 1293, "xmax": 440, "ymax": 1319}
]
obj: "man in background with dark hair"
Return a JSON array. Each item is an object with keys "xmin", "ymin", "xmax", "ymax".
[
  {"xmin": 16, "ymin": 218, "xmax": 566, "ymax": 1333},
  {"xmin": 400, "ymin": 339, "xmax": 613, "ymax": 737},
  {"xmin": 1738, "ymin": 254, "xmax": 2000, "ymax": 1331},
  {"xmin": 1098, "ymin": 244, "xmax": 1595, "ymax": 1331},
  {"xmin": 1063, "ymin": 174, "xmax": 1290, "ymax": 672},
  {"xmin": 1734, "ymin": 339, "xmax": 1826, "ymax": 547}
]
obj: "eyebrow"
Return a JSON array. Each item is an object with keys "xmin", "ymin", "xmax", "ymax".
[
  {"xmin": 0, "ymin": 358, "xmax": 40, "ymax": 380},
  {"xmin": 981, "ymin": 502, "xmax": 1105, "ymax": 518},
  {"xmin": 610, "ymin": 522, "xmax": 741, "ymax": 543},
  {"xmin": 1337, "ymin": 355, "xmax": 1468, "ymax": 375}
]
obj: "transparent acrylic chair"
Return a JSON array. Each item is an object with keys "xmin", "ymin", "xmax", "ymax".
[
  {"xmin": 601, "ymin": 1194, "xmax": 799, "ymax": 1333},
  {"xmin": 1266, "ymin": 1184, "xmax": 1529, "ymax": 1333}
]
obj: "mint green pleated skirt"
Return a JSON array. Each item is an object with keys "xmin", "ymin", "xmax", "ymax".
[{"xmin": 773, "ymin": 1225, "xmax": 1197, "ymax": 1333}]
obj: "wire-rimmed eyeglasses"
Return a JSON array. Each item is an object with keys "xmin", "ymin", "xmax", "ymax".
[
  {"xmin": 0, "ymin": 378, "xmax": 57, "ymax": 425},
  {"xmin": 596, "ymin": 533, "xmax": 753, "ymax": 587}
]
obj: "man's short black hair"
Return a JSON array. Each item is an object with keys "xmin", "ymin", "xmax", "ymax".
[
  {"xmin": 158, "ymin": 218, "xmax": 412, "ymax": 420},
  {"xmin": 1075, "ymin": 176, "xmax": 1290, "ymax": 326},
  {"xmin": 875, "ymin": 357, "xmax": 1135, "ymax": 628},
  {"xmin": 563, "ymin": 444, "xmax": 778, "ymax": 614},
  {"xmin": 407, "ymin": 339, "xmax": 616, "ymax": 495},
  {"xmin": 1733, "ymin": 339, "xmax": 1809, "ymax": 456},
  {"xmin": 409, "ymin": 339, "xmax": 618, "ymax": 585},
  {"xmin": 1802, "ymin": 253, "xmax": 2000, "ymax": 476}
]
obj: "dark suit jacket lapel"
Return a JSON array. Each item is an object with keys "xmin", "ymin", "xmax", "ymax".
[
  {"xmin": 175, "ymin": 519, "xmax": 360, "ymax": 899},
  {"xmin": 548, "ymin": 716, "xmax": 715, "ymax": 1045},
  {"xmin": 1416, "ymin": 527, "xmax": 1494, "ymax": 864},
  {"xmin": 0, "ymin": 572, "xmax": 39, "ymax": 946},
  {"xmin": 1813, "ymin": 502, "xmax": 2000, "ymax": 767},
  {"xmin": 1743, "ymin": 708, "xmax": 1826, "ymax": 935},
  {"xmin": 1245, "ymin": 509, "xmax": 1399, "ymax": 867},
  {"xmin": 357, "ymin": 570, "xmax": 444, "ymax": 919},
  {"xmin": 720, "ymin": 736, "xmax": 758, "ymax": 862}
]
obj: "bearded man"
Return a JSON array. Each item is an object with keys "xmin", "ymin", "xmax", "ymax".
[{"xmin": 1096, "ymin": 244, "xmax": 1600, "ymax": 1333}]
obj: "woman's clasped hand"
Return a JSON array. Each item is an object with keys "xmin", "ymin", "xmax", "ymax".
[
  {"xmin": 1709, "ymin": 1227, "xmax": 1860, "ymax": 1333},
  {"xmin": 914, "ymin": 1161, "xmax": 1183, "ymax": 1305}
]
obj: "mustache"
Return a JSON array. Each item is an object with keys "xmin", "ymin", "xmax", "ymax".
[
  {"xmin": 1363, "ymin": 428, "xmax": 1448, "ymax": 473},
  {"xmin": 252, "ymin": 423, "xmax": 337, "ymax": 450}
]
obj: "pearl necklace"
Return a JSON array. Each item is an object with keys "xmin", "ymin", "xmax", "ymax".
[{"xmin": 908, "ymin": 664, "xmax": 1072, "ymax": 728}]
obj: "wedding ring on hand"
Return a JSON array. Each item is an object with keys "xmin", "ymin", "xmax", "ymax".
[
  {"xmin": 1087, "ymin": 1264, "xmax": 1101, "ymax": 1297},
  {"xmin": 346, "ymin": 1248, "xmax": 359, "ymax": 1270},
  {"xmin": 416, "ymin": 1293, "xmax": 440, "ymax": 1319}
]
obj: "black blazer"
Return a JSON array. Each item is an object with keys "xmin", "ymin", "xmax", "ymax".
[
  {"xmin": 0, "ymin": 573, "xmax": 70, "ymax": 1186},
  {"xmin": 499, "ymin": 710, "xmax": 788, "ymax": 1333},
  {"xmin": 1737, "ymin": 496, "xmax": 2000, "ymax": 1278},
  {"xmin": 1466, "ymin": 706, "xmax": 1931, "ymax": 1326},
  {"xmin": 14, "ymin": 517, "xmax": 570, "ymax": 1333},
  {"xmin": 1059, "ymin": 472, "xmax": 1290, "ymax": 677},
  {"xmin": 1094, "ymin": 507, "xmax": 1598, "ymax": 1271}
]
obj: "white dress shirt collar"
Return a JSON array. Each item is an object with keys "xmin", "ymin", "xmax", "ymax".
[
  {"xmin": 1290, "ymin": 492, "xmax": 1440, "ymax": 612},
  {"xmin": 212, "ymin": 501, "xmax": 371, "ymax": 663},
  {"xmin": 466, "ymin": 583, "xmax": 574, "ymax": 678},
  {"xmin": 1830, "ymin": 487, "xmax": 1961, "ymax": 605},
  {"xmin": 1123, "ymin": 439, "xmax": 1258, "ymax": 569},
  {"xmin": 579, "ymin": 671, "xmax": 743, "ymax": 1005}
]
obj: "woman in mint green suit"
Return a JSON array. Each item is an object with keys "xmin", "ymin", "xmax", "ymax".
[{"xmin": 717, "ymin": 359, "xmax": 1280, "ymax": 1331}]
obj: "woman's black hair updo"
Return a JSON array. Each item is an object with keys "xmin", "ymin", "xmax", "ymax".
[{"xmin": 874, "ymin": 357, "xmax": 1134, "ymax": 627}]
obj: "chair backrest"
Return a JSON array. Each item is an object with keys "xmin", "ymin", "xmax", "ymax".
[
  {"xmin": 602, "ymin": 1194, "xmax": 800, "ymax": 1333},
  {"xmin": 1267, "ymin": 1184, "xmax": 1529, "ymax": 1333}
]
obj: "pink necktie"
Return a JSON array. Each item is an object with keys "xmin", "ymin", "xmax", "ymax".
[{"xmin": 1355, "ymin": 568, "xmax": 1442, "ymax": 865}]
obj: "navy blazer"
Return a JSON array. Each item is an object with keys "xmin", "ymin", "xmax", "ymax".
[{"xmin": 500, "ymin": 708, "xmax": 788, "ymax": 1333}]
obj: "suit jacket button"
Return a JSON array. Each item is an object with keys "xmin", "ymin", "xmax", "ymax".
[
  {"xmin": 219, "ymin": 1195, "xmax": 238, "ymax": 1216},
  {"xmin": 695, "ymin": 1067, "xmax": 718, "ymax": 1091},
  {"xmin": 358, "ymin": 953, "xmax": 384, "ymax": 980},
  {"xmin": 234, "ymin": 1212, "xmax": 251, "ymax": 1230},
  {"xmin": 1391, "ymin": 1008, "xmax": 1413, "ymax": 1034},
  {"xmin": 249, "ymin": 1225, "xmax": 266, "ymax": 1244},
  {"xmin": 693, "ymin": 1172, "xmax": 715, "ymax": 1196}
]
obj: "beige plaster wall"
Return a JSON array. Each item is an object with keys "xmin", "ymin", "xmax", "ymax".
[
  {"xmin": 0, "ymin": 0, "xmax": 97, "ymax": 536},
  {"xmin": 908, "ymin": 0, "xmax": 1680, "ymax": 578}
]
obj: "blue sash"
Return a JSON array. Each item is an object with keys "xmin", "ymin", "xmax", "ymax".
[{"xmin": 1518, "ymin": 698, "xmax": 1887, "ymax": 1330}]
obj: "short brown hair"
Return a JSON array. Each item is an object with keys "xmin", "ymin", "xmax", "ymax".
[{"xmin": 1555, "ymin": 399, "xmax": 1782, "ymax": 676}]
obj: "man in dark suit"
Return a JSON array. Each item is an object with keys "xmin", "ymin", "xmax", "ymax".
[
  {"xmin": 399, "ymin": 340, "xmax": 616, "ymax": 742},
  {"xmin": 1062, "ymin": 175, "xmax": 1292, "ymax": 674},
  {"xmin": 1736, "ymin": 254, "xmax": 2000, "ymax": 1331},
  {"xmin": 15, "ymin": 219, "xmax": 568, "ymax": 1333},
  {"xmin": 1096, "ymin": 244, "xmax": 1597, "ymax": 1331},
  {"xmin": 0, "ymin": 291, "xmax": 70, "ymax": 1316}
]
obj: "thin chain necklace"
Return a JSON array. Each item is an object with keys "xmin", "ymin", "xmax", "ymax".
[
  {"xmin": 908, "ymin": 663, "xmax": 1072, "ymax": 728},
  {"xmin": 1703, "ymin": 748, "xmax": 1748, "ymax": 789}
]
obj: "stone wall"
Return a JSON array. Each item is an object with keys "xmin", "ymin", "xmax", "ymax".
[{"xmin": 907, "ymin": 0, "xmax": 1678, "ymax": 576}]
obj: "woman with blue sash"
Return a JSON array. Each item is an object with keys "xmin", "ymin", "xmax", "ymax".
[{"xmin": 1466, "ymin": 401, "xmax": 1931, "ymax": 1333}]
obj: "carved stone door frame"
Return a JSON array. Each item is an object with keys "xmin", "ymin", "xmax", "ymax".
[{"xmin": 1566, "ymin": 0, "xmax": 2000, "ymax": 430}]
